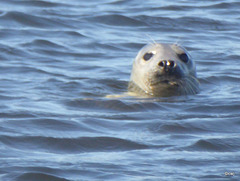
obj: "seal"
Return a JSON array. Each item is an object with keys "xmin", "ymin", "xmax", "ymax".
[{"xmin": 128, "ymin": 43, "xmax": 199, "ymax": 97}]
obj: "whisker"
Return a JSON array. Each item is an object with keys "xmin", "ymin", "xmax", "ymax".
[
  {"xmin": 174, "ymin": 37, "xmax": 183, "ymax": 46},
  {"xmin": 145, "ymin": 34, "xmax": 157, "ymax": 44},
  {"xmin": 185, "ymin": 77, "xmax": 199, "ymax": 94}
]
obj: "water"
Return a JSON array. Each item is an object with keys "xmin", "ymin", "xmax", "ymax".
[{"xmin": 0, "ymin": 0, "xmax": 240, "ymax": 180}]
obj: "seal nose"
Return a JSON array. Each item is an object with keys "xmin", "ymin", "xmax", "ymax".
[{"xmin": 158, "ymin": 60, "xmax": 176, "ymax": 71}]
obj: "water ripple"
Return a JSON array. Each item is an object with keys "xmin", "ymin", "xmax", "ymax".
[
  {"xmin": 0, "ymin": 11, "xmax": 73, "ymax": 28},
  {"xmin": 0, "ymin": 136, "xmax": 149, "ymax": 153},
  {"xmin": 184, "ymin": 137, "xmax": 240, "ymax": 152},
  {"xmin": 0, "ymin": 0, "xmax": 240, "ymax": 180}
]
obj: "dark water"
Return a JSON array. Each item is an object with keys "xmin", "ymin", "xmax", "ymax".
[{"xmin": 0, "ymin": 0, "xmax": 240, "ymax": 180}]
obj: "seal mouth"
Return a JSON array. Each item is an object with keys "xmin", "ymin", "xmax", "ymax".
[
  {"xmin": 150, "ymin": 78, "xmax": 180, "ymax": 87},
  {"xmin": 160, "ymin": 80, "xmax": 170, "ymax": 84},
  {"xmin": 150, "ymin": 71, "xmax": 186, "ymax": 87},
  {"xmin": 149, "ymin": 70, "xmax": 185, "ymax": 87}
]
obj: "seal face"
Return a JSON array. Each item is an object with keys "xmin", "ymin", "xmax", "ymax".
[{"xmin": 128, "ymin": 43, "xmax": 199, "ymax": 97}]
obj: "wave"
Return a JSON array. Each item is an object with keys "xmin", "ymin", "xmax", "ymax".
[
  {"xmin": 14, "ymin": 172, "xmax": 70, "ymax": 181},
  {"xmin": 182, "ymin": 137, "xmax": 240, "ymax": 152},
  {"xmin": 0, "ymin": 11, "xmax": 72, "ymax": 28},
  {"xmin": 0, "ymin": 135, "xmax": 149, "ymax": 153},
  {"xmin": 86, "ymin": 14, "xmax": 146, "ymax": 27}
]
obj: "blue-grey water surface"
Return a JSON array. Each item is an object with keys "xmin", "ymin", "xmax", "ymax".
[{"xmin": 0, "ymin": 0, "xmax": 240, "ymax": 180}]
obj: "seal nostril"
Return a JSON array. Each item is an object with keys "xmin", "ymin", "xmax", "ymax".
[
  {"xmin": 158, "ymin": 61, "xmax": 165, "ymax": 67},
  {"xmin": 168, "ymin": 60, "xmax": 175, "ymax": 68},
  {"xmin": 159, "ymin": 60, "xmax": 176, "ymax": 69}
]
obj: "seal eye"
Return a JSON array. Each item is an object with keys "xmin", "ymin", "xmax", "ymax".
[
  {"xmin": 178, "ymin": 53, "xmax": 189, "ymax": 63},
  {"xmin": 143, "ymin": 52, "xmax": 154, "ymax": 61}
]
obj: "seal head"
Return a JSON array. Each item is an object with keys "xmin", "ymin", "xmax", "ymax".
[{"xmin": 129, "ymin": 43, "xmax": 199, "ymax": 97}]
